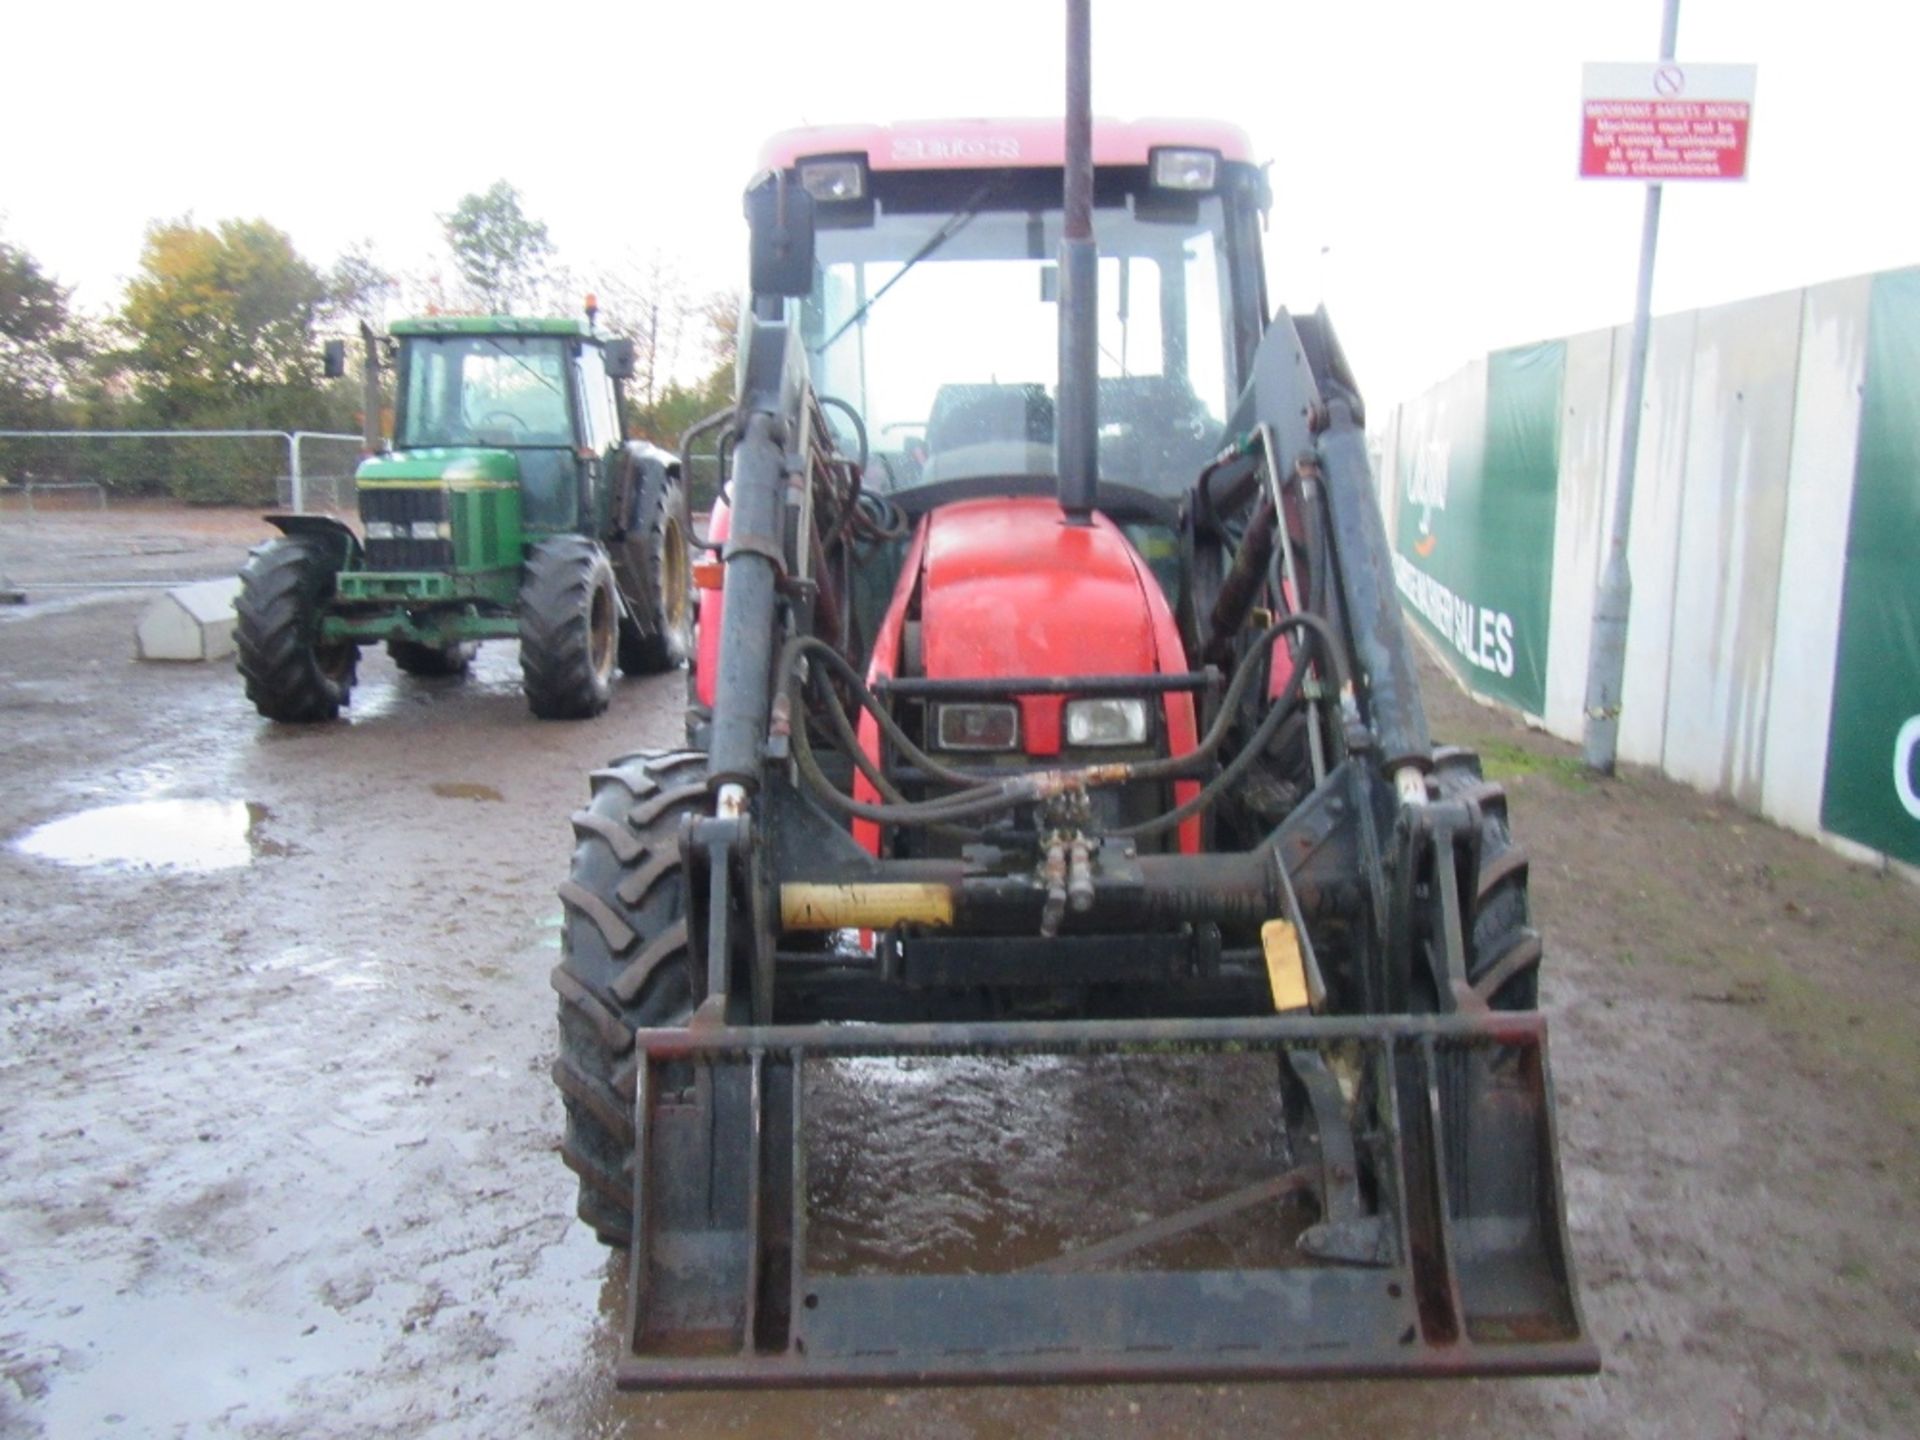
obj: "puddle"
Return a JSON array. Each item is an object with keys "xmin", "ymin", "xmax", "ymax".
[
  {"xmin": 11, "ymin": 799, "xmax": 284, "ymax": 872},
  {"xmin": 804, "ymin": 1052, "xmax": 1302, "ymax": 1277}
]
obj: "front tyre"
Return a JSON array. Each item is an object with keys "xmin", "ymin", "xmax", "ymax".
[
  {"xmin": 551, "ymin": 749, "xmax": 707, "ymax": 1245},
  {"xmin": 1432, "ymin": 747, "xmax": 1540, "ymax": 1010},
  {"xmin": 235, "ymin": 535, "xmax": 358, "ymax": 722},
  {"xmin": 519, "ymin": 537, "xmax": 619, "ymax": 719}
]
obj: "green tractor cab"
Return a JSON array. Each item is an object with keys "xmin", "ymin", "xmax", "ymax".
[{"xmin": 236, "ymin": 313, "xmax": 691, "ymax": 722}]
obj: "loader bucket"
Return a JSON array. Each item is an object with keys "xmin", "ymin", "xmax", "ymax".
[{"xmin": 617, "ymin": 1012, "xmax": 1598, "ymax": 1387}]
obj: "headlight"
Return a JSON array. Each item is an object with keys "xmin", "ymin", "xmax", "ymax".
[
  {"xmin": 934, "ymin": 702, "xmax": 1019, "ymax": 752},
  {"xmin": 364, "ymin": 521, "xmax": 395, "ymax": 540},
  {"xmin": 798, "ymin": 157, "xmax": 867, "ymax": 202},
  {"xmin": 1064, "ymin": 697, "xmax": 1149, "ymax": 747},
  {"xmin": 409, "ymin": 520, "xmax": 452, "ymax": 540},
  {"xmin": 1150, "ymin": 147, "xmax": 1219, "ymax": 191}
]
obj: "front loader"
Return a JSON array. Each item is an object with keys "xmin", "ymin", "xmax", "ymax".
[{"xmin": 552, "ymin": 1, "xmax": 1597, "ymax": 1387}]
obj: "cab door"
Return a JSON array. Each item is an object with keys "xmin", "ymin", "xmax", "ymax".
[{"xmin": 574, "ymin": 344, "xmax": 623, "ymax": 535}]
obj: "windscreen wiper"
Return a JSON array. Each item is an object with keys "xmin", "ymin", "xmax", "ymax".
[
  {"xmin": 479, "ymin": 335, "xmax": 565, "ymax": 400},
  {"xmin": 813, "ymin": 179, "xmax": 1003, "ymax": 356}
]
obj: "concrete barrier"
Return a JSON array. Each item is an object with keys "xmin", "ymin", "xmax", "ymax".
[{"xmin": 136, "ymin": 577, "xmax": 241, "ymax": 662}]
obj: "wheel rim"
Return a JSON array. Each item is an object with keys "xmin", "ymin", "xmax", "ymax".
[
  {"xmin": 589, "ymin": 579, "xmax": 616, "ymax": 679},
  {"xmin": 662, "ymin": 514, "xmax": 690, "ymax": 633}
]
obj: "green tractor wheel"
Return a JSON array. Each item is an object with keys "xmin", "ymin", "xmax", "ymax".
[
  {"xmin": 235, "ymin": 535, "xmax": 359, "ymax": 723},
  {"xmin": 519, "ymin": 536, "xmax": 619, "ymax": 719},
  {"xmin": 617, "ymin": 465, "xmax": 694, "ymax": 675},
  {"xmin": 387, "ymin": 638, "xmax": 478, "ymax": 678}
]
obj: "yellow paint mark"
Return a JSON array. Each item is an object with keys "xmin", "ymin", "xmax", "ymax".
[
  {"xmin": 780, "ymin": 883, "xmax": 954, "ymax": 931},
  {"xmin": 1261, "ymin": 919, "xmax": 1310, "ymax": 1012}
]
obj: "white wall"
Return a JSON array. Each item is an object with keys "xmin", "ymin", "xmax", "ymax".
[
  {"xmin": 1541, "ymin": 325, "xmax": 1619, "ymax": 737},
  {"xmin": 1383, "ymin": 271, "xmax": 1883, "ymax": 858},
  {"xmin": 1758, "ymin": 275, "xmax": 1873, "ymax": 835}
]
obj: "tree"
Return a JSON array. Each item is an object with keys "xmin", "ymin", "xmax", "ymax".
[
  {"xmin": 0, "ymin": 233, "xmax": 91, "ymax": 427},
  {"xmin": 622, "ymin": 286, "xmax": 739, "ymax": 459},
  {"xmin": 107, "ymin": 219, "xmax": 352, "ymax": 501},
  {"xmin": 324, "ymin": 240, "xmax": 398, "ymax": 331},
  {"xmin": 596, "ymin": 253, "xmax": 692, "ymax": 410},
  {"xmin": 118, "ymin": 218, "xmax": 331, "ymax": 419},
  {"xmin": 441, "ymin": 181, "xmax": 555, "ymax": 315}
]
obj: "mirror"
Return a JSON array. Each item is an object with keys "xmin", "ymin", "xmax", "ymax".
[
  {"xmin": 745, "ymin": 172, "xmax": 816, "ymax": 299},
  {"xmin": 603, "ymin": 337, "xmax": 637, "ymax": 380},
  {"xmin": 322, "ymin": 339, "xmax": 347, "ymax": 379}
]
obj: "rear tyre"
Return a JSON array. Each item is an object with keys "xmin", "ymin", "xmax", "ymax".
[
  {"xmin": 551, "ymin": 750, "xmax": 707, "ymax": 1245},
  {"xmin": 617, "ymin": 466, "xmax": 693, "ymax": 675},
  {"xmin": 387, "ymin": 638, "xmax": 477, "ymax": 678},
  {"xmin": 519, "ymin": 536, "xmax": 619, "ymax": 719},
  {"xmin": 235, "ymin": 535, "xmax": 358, "ymax": 722}
]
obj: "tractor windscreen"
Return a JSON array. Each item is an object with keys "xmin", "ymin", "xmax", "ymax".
[
  {"xmin": 800, "ymin": 170, "xmax": 1234, "ymax": 499},
  {"xmin": 396, "ymin": 336, "xmax": 575, "ymax": 450}
]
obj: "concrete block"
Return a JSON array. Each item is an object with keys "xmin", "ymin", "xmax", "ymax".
[{"xmin": 136, "ymin": 577, "xmax": 242, "ymax": 662}]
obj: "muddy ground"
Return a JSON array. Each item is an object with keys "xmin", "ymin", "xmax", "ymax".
[{"xmin": 1, "ymin": 501, "xmax": 1916, "ymax": 1439}]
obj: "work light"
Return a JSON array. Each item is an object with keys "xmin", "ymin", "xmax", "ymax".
[
  {"xmin": 1064, "ymin": 697, "xmax": 1149, "ymax": 747},
  {"xmin": 798, "ymin": 158, "xmax": 868, "ymax": 203},
  {"xmin": 1149, "ymin": 147, "xmax": 1219, "ymax": 191},
  {"xmin": 934, "ymin": 702, "xmax": 1020, "ymax": 751}
]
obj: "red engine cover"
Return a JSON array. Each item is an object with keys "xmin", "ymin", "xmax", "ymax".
[{"xmin": 857, "ymin": 497, "xmax": 1199, "ymax": 853}]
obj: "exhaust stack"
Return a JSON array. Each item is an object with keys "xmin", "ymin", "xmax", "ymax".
[
  {"xmin": 1055, "ymin": 0, "xmax": 1097, "ymax": 523},
  {"xmin": 359, "ymin": 321, "xmax": 383, "ymax": 456}
]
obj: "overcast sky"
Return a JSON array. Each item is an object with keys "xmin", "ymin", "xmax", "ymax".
[{"xmin": 7, "ymin": 0, "xmax": 1916, "ymax": 407}]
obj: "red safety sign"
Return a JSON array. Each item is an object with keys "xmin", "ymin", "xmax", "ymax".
[{"xmin": 1580, "ymin": 62, "xmax": 1757, "ymax": 181}]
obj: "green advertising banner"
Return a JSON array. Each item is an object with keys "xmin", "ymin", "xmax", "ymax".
[
  {"xmin": 1391, "ymin": 341, "xmax": 1565, "ymax": 715},
  {"xmin": 1822, "ymin": 267, "xmax": 1920, "ymax": 866}
]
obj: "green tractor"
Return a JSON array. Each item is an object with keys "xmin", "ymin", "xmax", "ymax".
[{"xmin": 236, "ymin": 312, "xmax": 692, "ymax": 722}]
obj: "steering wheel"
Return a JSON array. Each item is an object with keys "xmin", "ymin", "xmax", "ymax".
[{"xmin": 477, "ymin": 411, "xmax": 528, "ymax": 435}]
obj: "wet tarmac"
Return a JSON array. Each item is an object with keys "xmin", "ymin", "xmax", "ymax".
[{"xmin": 2, "ymin": 506, "xmax": 1917, "ymax": 1438}]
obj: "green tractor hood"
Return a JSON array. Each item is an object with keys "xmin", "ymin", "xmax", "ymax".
[{"xmin": 356, "ymin": 447, "xmax": 521, "ymax": 489}]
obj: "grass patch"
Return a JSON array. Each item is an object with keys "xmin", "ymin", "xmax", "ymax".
[{"xmin": 1475, "ymin": 740, "xmax": 1594, "ymax": 794}]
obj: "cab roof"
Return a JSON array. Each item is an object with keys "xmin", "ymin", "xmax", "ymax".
[
  {"xmin": 390, "ymin": 316, "xmax": 597, "ymax": 339},
  {"xmin": 757, "ymin": 117, "xmax": 1254, "ymax": 174}
]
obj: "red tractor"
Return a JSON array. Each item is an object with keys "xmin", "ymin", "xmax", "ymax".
[{"xmin": 550, "ymin": 3, "xmax": 1595, "ymax": 1387}]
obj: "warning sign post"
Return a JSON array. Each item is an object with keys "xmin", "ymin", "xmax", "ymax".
[
  {"xmin": 1577, "ymin": 23, "xmax": 1760, "ymax": 778},
  {"xmin": 1580, "ymin": 62, "xmax": 1757, "ymax": 181}
]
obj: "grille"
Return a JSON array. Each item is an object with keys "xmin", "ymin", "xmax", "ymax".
[{"xmin": 359, "ymin": 486, "xmax": 454, "ymax": 571}]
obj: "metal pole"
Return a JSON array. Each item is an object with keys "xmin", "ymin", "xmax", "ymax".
[
  {"xmin": 1055, "ymin": 0, "xmax": 1099, "ymax": 523},
  {"xmin": 360, "ymin": 320, "xmax": 383, "ymax": 456},
  {"xmin": 1582, "ymin": 0, "xmax": 1681, "ymax": 775},
  {"xmin": 287, "ymin": 432, "xmax": 305, "ymax": 513}
]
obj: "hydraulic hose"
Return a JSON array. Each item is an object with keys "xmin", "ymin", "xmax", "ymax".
[
  {"xmin": 1113, "ymin": 658, "xmax": 1310, "ymax": 839},
  {"xmin": 777, "ymin": 611, "xmax": 1351, "ymax": 833}
]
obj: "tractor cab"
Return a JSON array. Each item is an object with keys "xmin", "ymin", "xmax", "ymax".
[
  {"xmin": 366, "ymin": 315, "xmax": 633, "ymax": 554},
  {"xmin": 775, "ymin": 119, "xmax": 1271, "ymax": 520}
]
